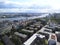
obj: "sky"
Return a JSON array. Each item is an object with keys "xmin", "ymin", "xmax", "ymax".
[{"xmin": 0, "ymin": 0, "xmax": 60, "ymax": 13}]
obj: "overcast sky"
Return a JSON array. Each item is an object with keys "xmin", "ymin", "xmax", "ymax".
[{"xmin": 0, "ymin": 0, "xmax": 60, "ymax": 13}]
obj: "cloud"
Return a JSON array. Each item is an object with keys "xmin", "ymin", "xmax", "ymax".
[
  {"xmin": 0, "ymin": 0, "xmax": 51, "ymax": 9},
  {"xmin": 0, "ymin": 0, "xmax": 60, "ymax": 12}
]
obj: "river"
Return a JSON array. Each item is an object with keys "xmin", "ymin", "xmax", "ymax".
[{"xmin": 0, "ymin": 14, "xmax": 49, "ymax": 21}]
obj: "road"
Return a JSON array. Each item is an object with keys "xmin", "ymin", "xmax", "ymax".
[{"xmin": 24, "ymin": 25, "xmax": 60, "ymax": 45}]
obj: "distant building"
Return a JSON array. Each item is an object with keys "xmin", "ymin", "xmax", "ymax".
[{"xmin": 53, "ymin": 13, "xmax": 60, "ymax": 19}]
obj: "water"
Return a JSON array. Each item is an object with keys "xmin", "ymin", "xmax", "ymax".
[
  {"xmin": 0, "ymin": 14, "xmax": 49, "ymax": 21},
  {"xmin": 0, "ymin": 16, "xmax": 39, "ymax": 21},
  {"xmin": 0, "ymin": 17, "xmax": 26, "ymax": 21}
]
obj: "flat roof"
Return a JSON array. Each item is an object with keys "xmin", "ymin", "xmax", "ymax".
[{"xmin": 14, "ymin": 32, "xmax": 27, "ymax": 38}]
